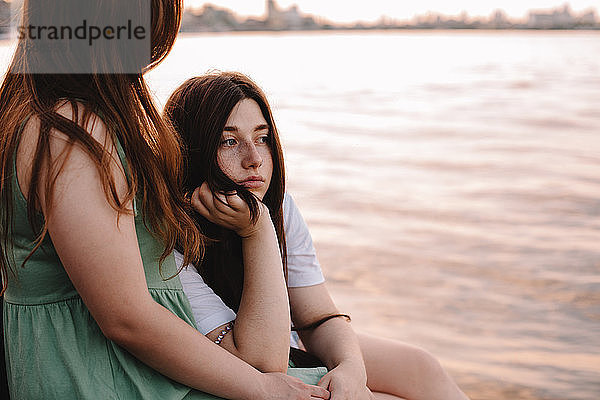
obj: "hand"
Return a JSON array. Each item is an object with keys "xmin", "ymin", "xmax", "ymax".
[
  {"xmin": 191, "ymin": 182, "xmax": 269, "ymax": 238},
  {"xmin": 317, "ymin": 362, "xmax": 374, "ymax": 400},
  {"xmin": 256, "ymin": 372, "xmax": 331, "ymax": 400}
]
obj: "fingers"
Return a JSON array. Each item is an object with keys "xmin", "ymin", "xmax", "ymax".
[
  {"xmin": 190, "ymin": 186, "xmax": 212, "ymax": 220},
  {"xmin": 193, "ymin": 183, "xmax": 231, "ymax": 214},
  {"xmin": 317, "ymin": 374, "xmax": 331, "ymax": 389},
  {"xmin": 287, "ymin": 376, "xmax": 329, "ymax": 399},
  {"xmin": 212, "ymin": 191, "xmax": 232, "ymax": 213},
  {"xmin": 191, "ymin": 183, "xmax": 257, "ymax": 234},
  {"xmin": 191, "ymin": 184, "xmax": 233, "ymax": 224},
  {"xmin": 314, "ymin": 374, "xmax": 331, "ymax": 399},
  {"xmin": 310, "ymin": 385, "xmax": 331, "ymax": 399},
  {"xmin": 223, "ymin": 191, "xmax": 246, "ymax": 212}
]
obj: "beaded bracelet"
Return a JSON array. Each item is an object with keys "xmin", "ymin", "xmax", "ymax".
[{"xmin": 214, "ymin": 322, "xmax": 233, "ymax": 345}]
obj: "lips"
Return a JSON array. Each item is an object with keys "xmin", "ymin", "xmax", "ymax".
[{"xmin": 239, "ymin": 176, "xmax": 265, "ymax": 189}]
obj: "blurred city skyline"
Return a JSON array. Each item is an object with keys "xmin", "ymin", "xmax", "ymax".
[
  {"xmin": 185, "ymin": 0, "xmax": 599, "ymax": 23},
  {"xmin": 181, "ymin": 0, "xmax": 598, "ymax": 31}
]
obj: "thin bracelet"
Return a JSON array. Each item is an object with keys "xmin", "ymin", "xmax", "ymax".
[
  {"xmin": 214, "ymin": 322, "xmax": 233, "ymax": 345},
  {"xmin": 292, "ymin": 313, "xmax": 351, "ymax": 332}
]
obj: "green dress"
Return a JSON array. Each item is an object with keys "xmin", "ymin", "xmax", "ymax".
[{"xmin": 3, "ymin": 126, "xmax": 326, "ymax": 399}]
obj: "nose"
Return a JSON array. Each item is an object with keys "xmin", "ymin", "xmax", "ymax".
[{"xmin": 242, "ymin": 142, "xmax": 263, "ymax": 170}]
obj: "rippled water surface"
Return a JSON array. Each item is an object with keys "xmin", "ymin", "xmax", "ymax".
[{"xmin": 2, "ymin": 31, "xmax": 599, "ymax": 399}]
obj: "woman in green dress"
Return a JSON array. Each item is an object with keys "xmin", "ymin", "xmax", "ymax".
[{"xmin": 0, "ymin": 1, "xmax": 329, "ymax": 399}]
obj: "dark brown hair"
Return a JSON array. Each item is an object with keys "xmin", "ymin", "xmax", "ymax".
[
  {"xmin": 164, "ymin": 71, "xmax": 286, "ymax": 311},
  {"xmin": 0, "ymin": 0, "xmax": 204, "ymax": 294}
]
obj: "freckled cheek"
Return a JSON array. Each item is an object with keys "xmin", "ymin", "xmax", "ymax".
[{"xmin": 217, "ymin": 149, "xmax": 239, "ymax": 180}]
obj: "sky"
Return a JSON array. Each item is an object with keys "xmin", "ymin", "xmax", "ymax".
[{"xmin": 185, "ymin": 1, "xmax": 599, "ymax": 22}]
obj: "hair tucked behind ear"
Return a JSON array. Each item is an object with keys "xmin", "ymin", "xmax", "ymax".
[
  {"xmin": 164, "ymin": 71, "xmax": 287, "ymax": 311},
  {"xmin": 0, "ymin": 0, "xmax": 205, "ymax": 294}
]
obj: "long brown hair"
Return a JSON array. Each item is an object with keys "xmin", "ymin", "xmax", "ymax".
[
  {"xmin": 164, "ymin": 72, "xmax": 287, "ymax": 311},
  {"xmin": 0, "ymin": 0, "xmax": 204, "ymax": 294}
]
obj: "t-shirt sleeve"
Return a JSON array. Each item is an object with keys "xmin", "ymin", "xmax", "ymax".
[
  {"xmin": 174, "ymin": 250, "xmax": 237, "ymax": 335},
  {"xmin": 283, "ymin": 193, "xmax": 326, "ymax": 288}
]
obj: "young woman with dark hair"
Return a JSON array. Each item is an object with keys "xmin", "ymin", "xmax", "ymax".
[
  {"xmin": 0, "ymin": 2, "xmax": 330, "ymax": 399},
  {"xmin": 164, "ymin": 71, "xmax": 471, "ymax": 400}
]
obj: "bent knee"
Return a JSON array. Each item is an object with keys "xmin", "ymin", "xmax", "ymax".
[{"xmin": 408, "ymin": 346, "xmax": 446, "ymax": 379}]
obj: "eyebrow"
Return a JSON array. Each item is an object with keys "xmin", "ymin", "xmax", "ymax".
[{"xmin": 222, "ymin": 124, "xmax": 270, "ymax": 132}]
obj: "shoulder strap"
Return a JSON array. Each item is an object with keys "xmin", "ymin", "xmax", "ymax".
[{"xmin": 112, "ymin": 133, "xmax": 138, "ymax": 216}]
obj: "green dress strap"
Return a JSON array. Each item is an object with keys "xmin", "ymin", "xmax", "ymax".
[{"xmin": 112, "ymin": 132, "xmax": 138, "ymax": 216}]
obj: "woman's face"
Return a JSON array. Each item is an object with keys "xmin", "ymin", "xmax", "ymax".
[{"xmin": 217, "ymin": 98, "xmax": 273, "ymax": 200}]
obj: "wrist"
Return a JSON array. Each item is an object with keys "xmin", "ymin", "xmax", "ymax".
[
  {"xmin": 251, "ymin": 373, "xmax": 275, "ymax": 400},
  {"xmin": 337, "ymin": 359, "xmax": 368, "ymax": 383},
  {"xmin": 237, "ymin": 207, "xmax": 272, "ymax": 239}
]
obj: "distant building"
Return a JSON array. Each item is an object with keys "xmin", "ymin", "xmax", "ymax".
[
  {"xmin": 528, "ymin": 4, "xmax": 576, "ymax": 28},
  {"xmin": 265, "ymin": 0, "xmax": 284, "ymax": 30},
  {"xmin": 181, "ymin": 4, "xmax": 239, "ymax": 32},
  {"xmin": 265, "ymin": 0, "xmax": 316, "ymax": 30},
  {"xmin": 579, "ymin": 9, "xmax": 597, "ymax": 26},
  {"xmin": 414, "ymin": 12, "xmax": 443, "ymax": 28},
  {"xmin": 180, "ymin": 0, "xmax": 319, "ymax": 32},
  {"xmin": 239, "ymin": 17, "xmax": 267, "ymax": 31},
  {"xmin": 489, "ymin": 9, "xmax": 511, "ymax": 29}
]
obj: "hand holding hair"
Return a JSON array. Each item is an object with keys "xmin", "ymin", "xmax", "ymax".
[{"xmin": 191, "ymin": 182, "xmax": 270, "ymax": 238}]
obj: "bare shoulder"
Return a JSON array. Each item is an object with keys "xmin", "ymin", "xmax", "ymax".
[
  {"xmin": 19, "ymin": 100, "xmax": 111, "ymax": 154},
  {"xmin": 53, "ymin": 100, "xmax": 111, "ymax": 144},
  {"xmin": 16, "ymin": 100, "xmax": 123, "ymax": 206}
]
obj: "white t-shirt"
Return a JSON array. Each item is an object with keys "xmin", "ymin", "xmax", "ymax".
[{"xmin": 175, "ymin": 192, "xmax": 325, "ymax": 339}]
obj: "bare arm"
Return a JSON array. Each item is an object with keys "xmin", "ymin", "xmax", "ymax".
[
  {"xmin": 289, "ymin": 284, "xmax": 364, "ymax": 371},
  {"xmin": 290, "ymin": 284, "xmax": 374, "ymax": 400},
  {"xmin": 18, "ymin": 108, "xmax": 326, "ymax": 400},
  {"xmin": 191, "ymin": 186, "xmax": 291, "ymax": 372}
]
